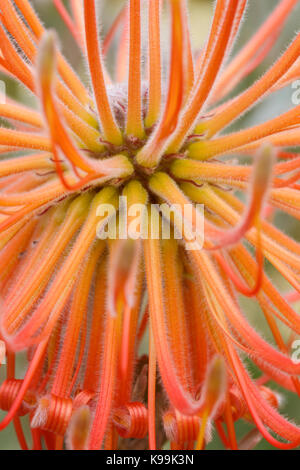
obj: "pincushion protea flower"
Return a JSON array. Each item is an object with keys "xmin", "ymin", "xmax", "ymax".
[{"xmin": 0, "ymin": 0, "xmax": 300, "ymax": 451}]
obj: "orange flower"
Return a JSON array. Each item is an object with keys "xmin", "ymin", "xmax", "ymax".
[{"xmin": 0, "ymin": 0, "xmax": 299, "ymax": 450}]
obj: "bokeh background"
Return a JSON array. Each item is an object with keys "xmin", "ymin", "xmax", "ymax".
[{"xmin": 0, "ymin": 0, "xmax": 299, "ymax": 450}]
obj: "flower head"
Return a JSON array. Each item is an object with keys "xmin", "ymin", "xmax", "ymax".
[{"xmin": 0, "ymin": 0, "xmax": 300, "ymax": 450}]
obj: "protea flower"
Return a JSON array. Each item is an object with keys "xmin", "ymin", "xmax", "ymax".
[{"xmin": 0, "ymin": 0, "xmax": 300, "ymax": 451}]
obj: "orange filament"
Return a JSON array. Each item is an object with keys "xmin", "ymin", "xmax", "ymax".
[
  {"xmin": 13, "ymin": 0, "xmax": 90, "ymax": 106},
  {"xmin": 215, "ymin": 233, "xmax": 263, "ymax": 297},
  {"xmin": 181, "ymin": 0, "xmax": 195, "ymax": 101},
  {"xmin": 145, "ymin": 0, "xmax": 162, "ymax": 128},
  {"xmin": 83, "ymin": 262, "xmax": 107, "ymax": 393},
  {"xmin": 4, "ymin": 191, "xmax": 115, "ymax": 349},
  {"xmin": 183, "ymin": 278, "xmax": 208, "ymax": 390},
  {"xmin": 167, "ymin": 0, "xmax": 240, "ymax": 154},
  {"xmin": 126, "ymin": 0, "xmax": 145, "ymax": 139},
  {"xmin": 205, "ymin": 32, "xmax": 300, "ymax": 137},
  {"xmin": 84, "ymin": 0, "xmax": 123, "ymax": 145},
  {"xmin": 0, "ymin": 220, "xmax": 36, "ymax": 282},
  {"xmin": 0, "ymin": 379, "xmax": 36, "ymax": 416},
  {"xmin": 222, "ymin": 392, "xmax": 238, "ymax": 450},
  {"xmin": 103, "ymin": 7, "xmax": 127, "ymax": 56},
  {"xmin": 38, "ymin": 35, "xmax": 99, "ymax": 175},
  {"xmin": 144, "ymin": 211, "xmax": 219, "ymax": 418},
  {"xmin": 51, "ymin": 242, "xmax": 104, "ymax": 398},
  {"xmin": 0, "ymin": 0, "xmax": 37, "ymax": 62},
  {"xmin": 224, "ymin": 387, "xmax": 247, "ymax": 423},
  {"xmin": 0, "ymin": 340, "xmax": 48, "ymax": 431},
  {"xmin": 136, "ymin": 0, "xmax": 186, "ymax": 167},
  {"xmin": 162, "ymin": 238, "xmax": 191, "ymax": 386},
  {"xmin": 53, "ymin": 0, "xmax": 84, "ymax": 51},
  {"xmin": 88, "ymin": 296, "xmax": 123, "ymax": 450},
  {"xmin": 119, "ymin": 242, "xmax": 143, "ymax": 403},
  {"xmin": 190, "ymin": 104, "xmax": 300, "ymax": 159},
  {"xmin": 73, "ymin": 391, "xmax": 95, "ymax": 410},
  {"xmin": 163, "ymin": 409, "xmax": 200, "ymax": 447},
  {"xmin": 226, "ymin": 344, "xmax": 300, "ymax": 449},
  {"xmin": 2, "ymin": 194, "xmax": 93, "ymax": 338},
  {"xmin": 0, "ymin": 25, "xmax": 34, "ymax": 92},
  {"xmin": 115, "ymin": 7, "xmax": 129, "ymax": 83},
  {"xmin": 32, "ymin": 395, "xmax": 73, "ymax": 435},
  {"xmin": 213, "ymin": 0, "xmax": 299, "ymax": 102},
  {"xmin": 70, "ymin": 0, "xmax": 85, "ymax": 47},
  {"xmin": 1, "ymin": 0, "xmax": 94, "ymax": 125},
  {"xmin": 148, "ymin": 324, "xmax": 157, "ymax": 451},
  {"xmin": 0, "ymin": 128, "xmax": 50, "ymax": 152},
  {"xmin": 0, "ymin": 103, "xmax": 42, "ymax": 129},
  {"xmin": 0, "ymin": 153, "xmax": 54, "ymax": 178},
  {"xmin": 113, "ymin": 402, "xmax": 148, "ymax": 439}
]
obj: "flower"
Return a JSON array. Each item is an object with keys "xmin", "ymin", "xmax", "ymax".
[{"xmin": 0, "ymin": 0, "xmax": 299, "ymax": 451}]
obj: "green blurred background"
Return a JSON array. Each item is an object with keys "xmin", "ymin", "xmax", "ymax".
[{"xmin": 0, "ymin": 0, "xmax": 299, "ymax": 450}]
